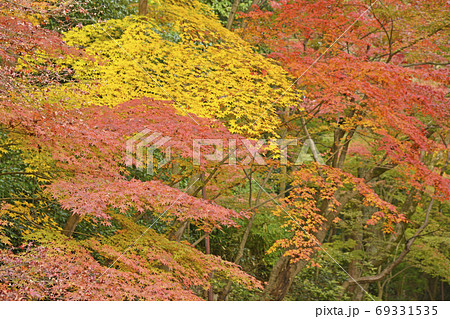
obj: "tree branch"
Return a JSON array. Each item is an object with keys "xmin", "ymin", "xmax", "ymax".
[{"xmin": 402, "ymin": 62, "xmax": 449, "ymax": 68}]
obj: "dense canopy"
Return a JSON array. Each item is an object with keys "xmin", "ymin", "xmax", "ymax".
[{"xmin": 0, "ymin": 0, "xmax": 448, "ymax": 302}]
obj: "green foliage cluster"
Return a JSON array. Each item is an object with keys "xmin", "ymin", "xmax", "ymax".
[
  {"xmin": 43, "ymin": 0, "xmax": 136, "ymax": 32},
  {"xmin": 198, "ymin": 0, "xmax": 257, "ymax": 25}
]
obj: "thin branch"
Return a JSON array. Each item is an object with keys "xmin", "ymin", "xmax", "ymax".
[
  {"xmin": 402, "ymin": 62, "xmax": 449, "ymax": 68},
  {"xmin": 346, "ymin": 197, "xmax": 434, "ymax": 285},
  {"xmin": 192, "ymin": 155, "xmax": 230, "ymax": 197},
  {"xmin": 0, "ymin": 171, "xmax": 48, "ymax": 179},
  {"xmin": 345, "ymin": 151, "xmax": 449, "ymax": 286}
]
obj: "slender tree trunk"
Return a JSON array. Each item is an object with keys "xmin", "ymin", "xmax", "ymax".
[
  {"xmin": 262, "ymin": 218, "xmax": 332, "ymax": 300},
  {"xmin": 259, "ymin": 117, "xmax": 358, "ymax": 300},
  {"xmin": 377, "ymin": 281, "xmax": 384, "ymax": 300},
  {"xmin": 171, "ymin": 221, "xmax": 188, "ymax": 241},
  {"xmin": 342, "ymin": 197, "xmax": 436, "ymax": 291},
  {"xmin": 63, "ymin": 213, "xmax": 81, "ymax": 237},
  {"xmin": 138, "ymin": 0, "xmax": 148, "ymax": 15},
  {"xmin": 167, "ymin": 173, "xmax": 200, "ymax": 240},
  {"xmin": 345, "ymin": 214, "xmax": 365, "ymax": 300},
  {"xmin": 218, "ymin": 211, "xmax": 256, "ymax": 300},
  {"xmin": 226, "ymin": 0, "xmax": 241, "ymax": 30},
  {"xmin": 262, "ymin": 256, "xmax": 308, "ymax": 300},
  {"xmin": 202, "ymin": 174, "xmax": 214, "ymax": 301},
  {"xmin": 219, "ymin": 167, "xmax": 269, "ymax": 300},
  {"xmin": 279, "ymin": 166, "xmax": 287, "ymax": 198},
  {"xmin": 261, "ymin": 189, "xmax": 357, "ymax": 300},
  {"xmin": 205, "ymin": 232, "xmax": 214, "ymax": 301}
]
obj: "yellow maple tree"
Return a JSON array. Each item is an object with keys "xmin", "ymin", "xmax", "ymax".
[{"xmin": 52, "ymin": 0, "xmax": 302, "ymax": 137}]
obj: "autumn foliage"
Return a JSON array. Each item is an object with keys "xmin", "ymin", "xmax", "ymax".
[
  {"xmin": 238, "ymin": 0, "xmax": 449, "ymax": 300},
  {"xmin": 0, "ymin": 0, "xmax": 449, "ymax": 301}
]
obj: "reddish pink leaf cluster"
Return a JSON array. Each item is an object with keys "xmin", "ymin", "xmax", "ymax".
[
  {"xmin": 48, "ymin": 178, "xmax": 241, "ymax": 230},
  {"xmin": 0, "ymin": 233, "xmax": 262, "ymax": 301},
  {"xmin": 1, "ymin": 97, "xmax": 250, "ymax": 230}
]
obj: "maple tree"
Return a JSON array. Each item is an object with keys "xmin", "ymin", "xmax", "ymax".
[
  {"xmin": 1, "ymin": 0, "xmax": 449, "ymax": 302},
  {"xmin": 0, "ymin": 216, "xmax": 261, "ymax": 300},
  {"xmin": 0, "ymin": 0, "xmax": 266, "ymax": 300},
  {"xmin": 50, "ymin": 0, "xmax": 302, "ymax": 137},
  {"xmin": 237, "ymin": 0, "xmax": 449, "ymax": 300}
]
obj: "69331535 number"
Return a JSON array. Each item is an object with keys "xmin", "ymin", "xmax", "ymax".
[{"xmin": 375, "ymin": 306, "xmax": 437, "ymax": 316}]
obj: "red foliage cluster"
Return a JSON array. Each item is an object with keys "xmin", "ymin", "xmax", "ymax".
[
  {"xmin": 0, "ymin": 234, "xmax": 262, "ymax": 301},
  {"xmin": 1, "ymin": 97, "xmax": 250, "ymax": 230},
  {"xmin": 0, "ymin": 244, "xmax": 198, "ymax": 301},
  {"xmin": 0, "ymin": 12, "xmax": 80, "ymax": 97},
  {"xmin": 241, "ymin": 0, "xmax": 450, "ymax": 201}
]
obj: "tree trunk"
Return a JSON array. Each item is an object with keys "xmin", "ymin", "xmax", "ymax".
[
  {"xmin": 205, "ymin": 233, "xmax": 214, "ymax": 301},
  {"xmin": 261, "ymin": 189, "xmax": 357, "ymax": 300},
  {"xmin": 279, "ymin": 166, "xmax": 287, "ymax": 198},
  {"xmin": 341, "ymin": 197, "xmax": 436, "ymax": 293},
  {"xmin": 167, "ymin": 173, "xmax": 200, "ymax": 240},
  {"xmin": 63, "ymin": 213, "xmax": 81, "ymax": 237},
  {"xmin": 219, "ymin": 167, "xmax": 267, "ymax": 300},
  {"xmin": 238, "ymin": 0, "xmax": 262, "ymax": 29},
  {"xmin": 262, "ymin": 256, "xmax": 308, "ymax": 300},
  {"xmin": 219, "ymin": 211, "xmax": 256, "ymax": 300},
  {"xmin": 170, "ymin": 220, "xmax": 188, "ymax": 241},
  {"xmin": 345, "ymin": 214, "xmax": 365, "ymax": 300},
  {"xmin": 226, "ymin": 0, "xmax": 241, "ymax": 30},
  {"xmin": 138, "ymin": 0, "xmax": 148, "ymax": 15},
  {"xmin": 260, "ymin": 119, "xmax": 359, "ymax": 300},
  {"xmin": 262, "ymin": 217, "xmax": 333, "ymax": 300}
]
